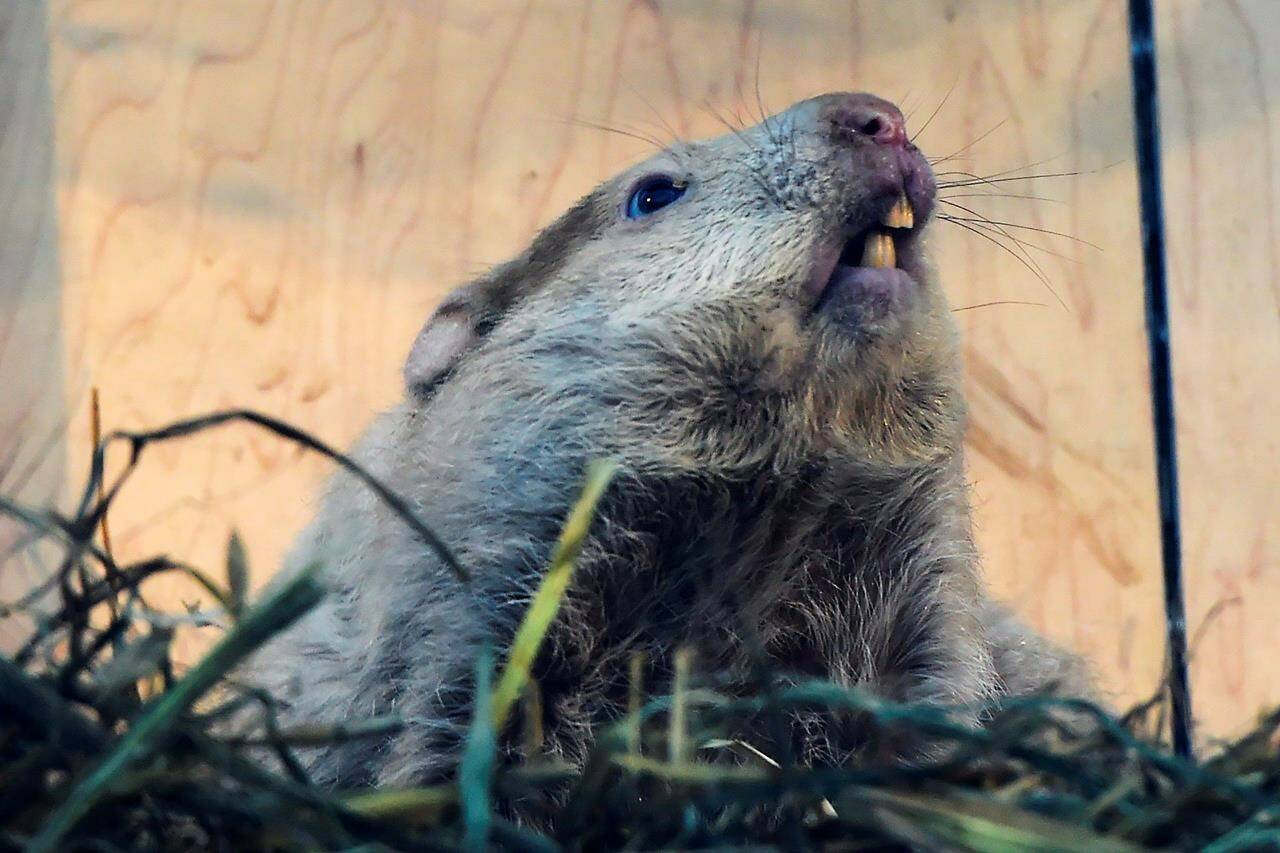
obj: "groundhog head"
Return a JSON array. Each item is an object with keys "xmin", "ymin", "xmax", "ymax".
[{"xmin": 404, "ymin": 92, "xmax": 960, "ymax": 476}]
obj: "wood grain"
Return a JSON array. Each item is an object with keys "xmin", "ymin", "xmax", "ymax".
[
  {"xmin": 13, "ymin": 0, "xmax": 1271, "ymax": 737},
  {"xmin": 1158, "ymin": 0, "xmax": 1280, "ymax": 742}
]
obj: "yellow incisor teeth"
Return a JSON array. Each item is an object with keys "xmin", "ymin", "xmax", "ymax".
[
  {"xmin": 885, "ymin": 194, "xmax": 914, "ymax": 229},
  {"xmin": 862, "ymin": 231, "xmax": 896, "ymax": 269}
]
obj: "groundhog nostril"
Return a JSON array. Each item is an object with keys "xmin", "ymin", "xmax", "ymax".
[
  {"xmin": 824, "ymin": 93, "xmax": 909, "ymax": 147},
  {"xmin": 851, "ymin": 107, "xmax": 907, "ymax": 145}
]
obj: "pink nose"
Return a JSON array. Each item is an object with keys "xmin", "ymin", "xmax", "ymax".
[{"xmin": 823, "ymin": 93, "xmax": 909, "ymax": 147}]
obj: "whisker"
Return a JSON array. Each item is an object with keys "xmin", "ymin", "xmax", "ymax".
[
  {"xmin": 936, "ymin": 154, "xmax": 1085, "ymax": 180},
  {"xmin": 940, "ymin": 212, "xmax": 1056, "ymax": 289},
  {"xmin": 951, "ymin": 299, "xmax": 1047, "ymax": 313},
  {"xmin": 702, "ymin": 99, "xmax": 756, "ymax": 149},
  {"xmin": 947, "ymin": 219, "xmax": 1067, "ymax": 312},
  {"xmin": 947, "ymin": 216, "xmax": 1082, "ymax": 266},
  {"xmin": 940, "ymin": 191, "xmax": 1063, "ymax": 204},
  {"xmin": 938, "ymin": 216, "xmax": 1069, "ymax": 310},
  {"xmin": 937, "ymin": 171, "xmax": 1084, "ymax": 191},
  {"xmin": 934, "ymin": 169, "xmax": 1019, "ymax": 190},
  {"xmin": 936, "ymin": 152, "xmax": 1073, "ymax": 184},
  {"xmin": 909, "ymin": 80, "xmax": 958, "ymax": 145},
  {"xmin": 937, "ymin": 199, "xmax": 1058, "ymax": 260},
  {"xmin": 940, "ymin": 214, "xmax": 1101, "ymax": 250},
  {"xmin": 929, "ymin": 119, "xmax": 1007, "ymax": 166},
  {"xmin": 937, "ymin": 200, "xmax": 1081, "ymax": 262},
  {"xmin": 706, "ymin": 101, "xmax": 747, "ymax": 139},
  {"xmin": 701, "ymin": 103, "xmax": 779, "ymax": 203},
  {"xmin": 752, "ymin": 47, "xmax": 778, "ymax": 146},
  {"xmin": 941, "ymin": 156, "xmax": 1121, "ymax": 189},
  {"xmin": 625, "ymin": 80, "xmax": 685, "ymax": 147},
  {"xmin": 898, "ymin": 88, "xmax": 918, "ymax": 121},
  {"xmin": 552, "ymin": 117, "xmax": 667, "ymax": 151},
  {"xmin": 979, "ymin": 155, "xmax": 1123, "ymax": 183},
  {"xmin": 967, "ymin": 154, "xmax": 1067, "ymax": 181}
]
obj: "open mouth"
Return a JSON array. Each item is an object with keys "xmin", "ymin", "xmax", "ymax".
[
  {"xmin": 832, "ymin": 193, "xmax": 915, "ymax": 279},
  {"xmin": 806, "ymin": 192, "xmax": 921, "ymax": 330}
]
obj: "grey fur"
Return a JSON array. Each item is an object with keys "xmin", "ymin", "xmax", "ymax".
[{"xmin": 247, "ymin": 93, "xmax": 1091, "ymax": 788}]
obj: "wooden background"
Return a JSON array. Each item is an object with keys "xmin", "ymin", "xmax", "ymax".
[{"xmin": 2, "ymin": 0, "xmax": 1276, "ymax": 742}]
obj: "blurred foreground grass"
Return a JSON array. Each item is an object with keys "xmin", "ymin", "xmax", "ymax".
[{"xmin": 1, "ymin": 411, "xmax": 1276, "ymax": 851}]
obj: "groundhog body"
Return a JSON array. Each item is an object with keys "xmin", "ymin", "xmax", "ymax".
[{"xmin": 250, "ymin": 92, "xmax": 1089, "ymax": 788}]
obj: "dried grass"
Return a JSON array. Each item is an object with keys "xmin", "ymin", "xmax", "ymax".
[{"xmin": 1, "ymin": 411, "xmax": 1276, "ymax": 851}]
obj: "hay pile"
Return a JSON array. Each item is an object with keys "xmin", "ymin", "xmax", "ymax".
[{"xmin": 2, "ymin": 412, "xmax": 1277, "ymax": 851}]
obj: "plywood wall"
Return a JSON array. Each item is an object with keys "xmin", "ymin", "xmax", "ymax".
[
  {"xmin": 6, "ymin": 0, "xmax": 1275, "ymax": 740},
  {"xmin": 1158, "ymin": 1, "xmax": 1280, "ymax": 742}
]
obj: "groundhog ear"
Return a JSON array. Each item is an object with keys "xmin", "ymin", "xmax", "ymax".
[{"xmin": 403, "ymin": 295, "xmax": 487, "ymax": 395}]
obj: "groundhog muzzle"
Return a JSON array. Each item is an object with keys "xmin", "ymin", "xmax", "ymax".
[{"xmin": 248, "ymin": 91, "xmax": 1091, "ymax": 788}]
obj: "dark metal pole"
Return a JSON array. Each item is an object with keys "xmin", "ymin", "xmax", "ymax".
[{"xmin": 1126, "ymin": 0, "xmax": 1194, "ymax": 757}]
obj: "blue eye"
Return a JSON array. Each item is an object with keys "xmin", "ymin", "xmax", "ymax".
[{"xmin": 626, "ymin": 176, "xmax": 687, "ymax": 218}]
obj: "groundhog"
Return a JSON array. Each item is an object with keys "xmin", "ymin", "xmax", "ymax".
[{"xmin": 248, "ymin": 91, "xmax": 1091, "ymax": 789}]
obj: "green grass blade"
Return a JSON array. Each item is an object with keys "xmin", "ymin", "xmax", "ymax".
[
  {"xmin": 853, "ymin": 788, "xmax": 1146, "ymax": 853},
  {"xmin": 461, "ymin": 645, "xmax": 496, "ymax": 851},
  {"xmin": 490, "ymin": 459, "xmax": 618, "ymax": 733}
]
